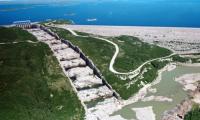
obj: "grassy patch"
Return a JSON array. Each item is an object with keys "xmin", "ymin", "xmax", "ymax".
[
  {"xmin": 0, "ymin": 27, "xmax": 37, "ymax": 43},
  {"xmin": 184, "ymin": 105, "xmax": 200, "ymax": 120},
  {"xmin": 120, "ymin": 60, "xmax": 169, "ymax": 99},
  {"xmin": 191, "ymin": 58, "xmax": 200, "ymax": 63},
  {"xmin": 0, "ymin": 27, "xmax": 84, "ymax": 120},
  {"xmin": 171, "ymin": 54, "xmax": 200, "ymax": 63},
  {"xmin": 74, "ymin": 31, "xmax": 93, "ymax": 36},
  {"xmin": 172, "ymin": 55, "xmax": 190, "ymax": 63},
  {"xmin": 40, "ymin": 19, "xmax": 73, "ymax": 26},
  {"xmin": 109, "ymin": 36, "xmax": 172, "ymax": 72}
]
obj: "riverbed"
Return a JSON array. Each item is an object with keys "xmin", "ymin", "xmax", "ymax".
[{"xmin": 112, "ymin": 65, "xmax": 200, "ymax": 120}]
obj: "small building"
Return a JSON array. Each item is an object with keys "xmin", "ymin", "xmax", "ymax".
[{"xmin": 13, "ymin": 20, "xmax": 31, "ymax": 29}]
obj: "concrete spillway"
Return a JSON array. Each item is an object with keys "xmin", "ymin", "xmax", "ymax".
[{"xmin": 27, "ymin": 26, "xmax": 120, "ymax": 120}]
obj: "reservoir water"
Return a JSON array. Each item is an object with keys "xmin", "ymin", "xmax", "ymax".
[
  {"xmin": 112, "ymin": 65, "xmax": 200, "ymax": 120},
  {"xmin": 0, "ymin": 0, "xmax": 200, "ymax": 27}
]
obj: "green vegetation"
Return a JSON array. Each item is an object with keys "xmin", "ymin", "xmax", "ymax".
[
  {"xmin": 41, "ymin": 19, "xmax": 73, "ymax": 26},
  {"xmin": 119, "ymin": 60, "xmax": 169, "ymax": 99},
  {"xmin": 50, "ymin": 27, "xmax": 171, "ymax": 99},
  {"xmin": 109, "ymin": 36, "xmax": 172, "ymax": 72},
  {"xmin": 0, "ymin": 27, "xmax": 84, "ymax": 120},
  {"xmin": 191, "ymin": 58, "xmax": 200, "ymax": 63},
  {"xmin": 184, "ymin": 105, "xmax": 200, "ymax": 120},
  {"xmin": 171, "ymin": 54, "xmax": 200, "ymax": 63},
  {"xmin": 172, "ymin": 55, "xmax": 190, "ymax": 63},
  {"xmin": 151, "ymin": 60, "xmax": 169, "ymax": 69},
  {"xmin": 0, "ymin": 27, "xmax": 37, "ymax": 42},
  {"xmin": 75, "ymin": 31, "xmax": 93, "ymax": 36}
]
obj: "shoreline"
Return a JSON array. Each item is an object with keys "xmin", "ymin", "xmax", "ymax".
[
  {"xmin": 113, "ymin": 63, "xmax": 200, "ymax": 120},
  {"xmin": 119, "ymin": 63, "xmax": 176, "ymax": 107},
  {"xmin": 107, "ymin": 63, "xmax": 177, "ymax": 120},
  {"xmin": 162, "ymin": 73, "xmax": 200, "ymax": 120},
  {"xmin": 68, "ymin": 24, "xmax": 200, "ymax": 29},
  {"xmin": 2, "ymin": 22, "xmax": 200, "ymax": 29},
  {"xmin": 59, "ymin": 25, "xmax": 200, "ymax": 40},
  {"xmin": 177, "ymin": 63, "xmax": 200, "ymax": 67},
  {"xmin": 60, "ymin": 24, "xmax": 200, "ymax": 54}
]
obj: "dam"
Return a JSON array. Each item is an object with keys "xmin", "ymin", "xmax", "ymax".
[{"xmin": 27, "ymin": 25, "xmax": 120, "ymax": 120}]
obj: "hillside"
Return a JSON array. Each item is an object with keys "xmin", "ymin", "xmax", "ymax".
[
  {"xmin": 50, "ymin": 27, "xmax": 172, "ymax": 99},
  {"xmin": 0, "ymin": 27, "xmax": 84, "ymax": 120}
]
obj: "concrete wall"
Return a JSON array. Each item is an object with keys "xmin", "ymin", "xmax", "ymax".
[{"xmin": 61, "ymin": 39, "xmax": 120, "ymax": 99}]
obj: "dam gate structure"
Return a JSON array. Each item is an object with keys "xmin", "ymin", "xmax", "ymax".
[{"xmin": 13, "ymin": 20, "xmax": 32, "ymax": 29}]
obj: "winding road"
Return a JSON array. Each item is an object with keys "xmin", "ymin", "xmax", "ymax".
[{"xmin": 60, "ymin": 26, "xmax": 175, "ymax": 77}]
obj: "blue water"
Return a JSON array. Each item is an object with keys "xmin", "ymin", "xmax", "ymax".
[{"xmin": 0, "ymin": 0, "xmax": 200, "ymax": 27}]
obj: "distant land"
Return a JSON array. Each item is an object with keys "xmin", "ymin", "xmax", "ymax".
[{"xmin": 0, "ymin": 0, "xmax": 200, "ymax": 27}]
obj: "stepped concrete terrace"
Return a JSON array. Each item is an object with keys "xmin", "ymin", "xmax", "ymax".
[
  {"xmin": 27, "ymin": 26, "xmax": 120, "ymax": 120},
  {"xmin": 74, "ymin": 75, "xmax": 103, "ymax": 90}
]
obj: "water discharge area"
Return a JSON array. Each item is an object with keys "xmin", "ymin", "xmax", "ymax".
[{"xmin": 112, "ymin": 65, "xmax": 200, "ymax": 120}]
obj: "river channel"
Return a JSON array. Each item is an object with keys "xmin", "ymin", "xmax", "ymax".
[{"xmin": 112, "ymin": 65, "xmax": 200, "ymax": 120}]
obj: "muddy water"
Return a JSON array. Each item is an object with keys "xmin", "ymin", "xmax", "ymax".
[{"xmin": 112, "ymin": 65, "xmax": 200, "ymax": 120}]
